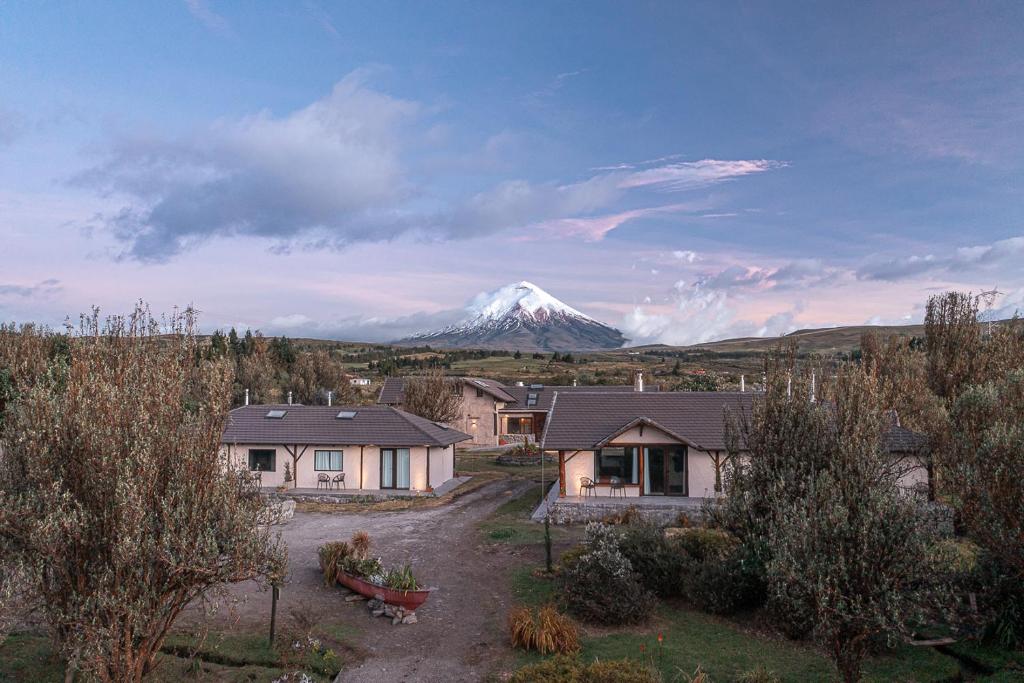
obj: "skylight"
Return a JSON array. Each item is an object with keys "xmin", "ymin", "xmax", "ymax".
[
  {"xmin": 527, "ymin": 392, "xmax": 538, "ymax": 407},
  {"xmin": 265, "ymin": 409, "xmax": 287, "ymax": 419},
  {"xmin": 336, "ymin": 411, "xmax": 357, "ymax": 419},
  {"xmin": 529, "ymin": 383, "xmax": 544, "ymax": 390}
]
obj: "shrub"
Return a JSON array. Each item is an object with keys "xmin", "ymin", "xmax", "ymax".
[
  {"xmin": 685, "ymin": 545, "xmax": 765, "ymax": 615},
  {"xmin": 560, "ymin": 524, "xmax": 656, "ymax": 625},
  {"xmin": 618, "ymin": 523, "xmax": 688, "ymax": 598},
  {"xmin": 317, "ymin": 542, "xmax": 351, "ymax": 585},
  {"xmin": 558, "ymin": 544, "xmax": 587, "ymax": 573},
  {"xmin": 509, "ymin": 655, "xmax": 658, "ymax": 683},
  {"xmin": 508, "ymin": 605, "xmax": 580, "ymax": 655},
  {"xmin": 672, "ymin": 527, "xmax": 736, "ymax": 562},
  {"xmin": 735, "ymin": 666, "xmax": 781, "ymax": 683}
]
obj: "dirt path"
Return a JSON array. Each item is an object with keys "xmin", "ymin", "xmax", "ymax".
[{"xmin": 187, "ymin": 477, "xmax": 536, "ymax": 682}]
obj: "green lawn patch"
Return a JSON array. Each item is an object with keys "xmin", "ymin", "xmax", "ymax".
[
  {"xmin": 501, "ymin": 571, "xmax": 969, "ymax": 683},
  {"xmin": 478, "ymin": 484, "xmax": 567, "ymax": 546},
  {"xmin": 942, "ymin": 639, "xmax": 1024, "ymax": 679},
  {"xmin": 0, "ymin": 629, "xmax": 344, "ymax": 682}
]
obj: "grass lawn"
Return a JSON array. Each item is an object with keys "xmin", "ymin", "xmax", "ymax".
[
  {"xmin": 455, "ymin": 449, "xmax": 554, "ymax": 480},
  {"xmin": 0, "ymin": 627, "xmax": 352, "ymax": 682},
  {"xmin": 478, "ymin": 483, "xmax": 573, "ymax": 546},
  {"xmin": 507, "ymin": 566, "xmax": 1013, "ymax": 682}
]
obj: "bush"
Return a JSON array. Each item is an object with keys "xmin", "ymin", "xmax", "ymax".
[
  {"xmin": 672, "ymin": 527, "xmax": 737, "ymax": 562},
  {"xmin": 618, "ymin": 523, "xmax": 688, "ymax": 598},
  {"xmin": 560, "ymin": 524, "xmax": 656, "ymax": 625},
  {"xmin": 685, "ymin": 546, "xmax": 765, "ymax": 615},
  {"xmin": 558, "ymin": 544, "xmax": 587, "ymax": 573},
  {"xmin": 508, "ymin": 605, "xmax": 579, "ymax": 655},
  {"xmin": 509, "ymin": 655, "xmax": 658, "ymax": 683}
]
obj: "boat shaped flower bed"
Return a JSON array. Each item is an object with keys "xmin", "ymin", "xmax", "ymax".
[{"xmin": 335, "ymin": 570, "xmax": 431, "ymax": 611}]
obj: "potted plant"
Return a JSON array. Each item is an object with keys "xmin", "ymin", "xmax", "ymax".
[{"xmin": 279, "ymin": 461, "xmax": 292, "ymax": 492}]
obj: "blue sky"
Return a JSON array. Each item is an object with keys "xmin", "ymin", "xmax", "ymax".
[{"xmin": 1, "ymin": 1, "xmax": 1023, "ymax": 344}]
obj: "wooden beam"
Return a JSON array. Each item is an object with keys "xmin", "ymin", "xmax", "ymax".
[
  {"xmin": 558, "ymin": 450, "xmax": 566, "ymax": 497},
  {"xmin": 638, "ymin": 447, "xmax": 645, "ymax": 496}
]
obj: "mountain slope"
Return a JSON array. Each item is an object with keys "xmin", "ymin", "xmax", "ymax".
[{"xmin": 398, "ymin": 281, "xmax": 626, "ymax": 351}]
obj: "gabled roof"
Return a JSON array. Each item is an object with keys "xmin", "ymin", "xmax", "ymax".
[
  {"xmin": 222, "ymin": 404, "xmax": 471, "ymax": 447},
  {"xmin": 377, "ymin": 376, "xmax": 516, "ymax": 405},
  {"xmin": 592, "ymin": 416, "xmax": 696, "ymax": 448},
  {"xmin": 501, "ymin": 383, "xmax": 658, "ymax": 413},
  {"xmin": 542, "ymin": 392, "xmax": 751, "ymax": 451}
]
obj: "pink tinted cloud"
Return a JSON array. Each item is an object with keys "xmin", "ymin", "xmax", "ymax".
[{"xmin": 536, "ymin": 203, "xmax": 699, "ymax": 241}]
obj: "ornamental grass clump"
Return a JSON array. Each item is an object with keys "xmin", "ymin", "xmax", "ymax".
[
  {"xmin": 509, "ymin": 655, "xmax": 658, "ymax": 683},
  {"xmin": 559, "ymin": 523, "xmax": 655, "ymax": 625},
  {"xmin": 508, "ymin": 605, "xmax": 579, "ymax": 655},
  {"xmin": 317, "ymin": 542, "xmax": 351, "ymax": 585}
]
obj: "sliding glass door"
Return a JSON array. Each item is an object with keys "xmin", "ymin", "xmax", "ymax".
[
  {"xmin": 643, "ymin": 446, "xmax": 688, "ymax": 496},
  {"xmin": 380, "ymin": 448, "xmax": 411, "ymax": 489}
]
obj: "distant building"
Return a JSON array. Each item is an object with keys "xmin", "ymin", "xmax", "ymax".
[{"xmin": 349, "ymin": 377, "xmax": 372, "ymax": 386}]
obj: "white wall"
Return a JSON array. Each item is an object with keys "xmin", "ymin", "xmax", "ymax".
[
  {"xmin": 223, "ymin": 443, "xmax": 455, "ymax": 491},
  {"xmin": 609, "ymin": 425, "xmax": 680, "ymax": 445},
  {"xmin": 688, "ymin": 450, "xmax": 719, "ymax": 498}
]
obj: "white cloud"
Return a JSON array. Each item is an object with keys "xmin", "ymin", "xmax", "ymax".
[
  {"xmin": 183, "ymin": 0, "xmax": 232, "ymax": 35},
  {"xmin": 857, "ymin": 235, "xmax": 1024, "ymax": 281}
]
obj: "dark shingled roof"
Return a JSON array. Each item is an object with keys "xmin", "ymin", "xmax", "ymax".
[
  {"xmin": 222, "ymin": 404, "xmax": 471, "ymax": 447},
  {"xmin": 542, "ymin": 392, "xmax": 928, "ymax": 454},
  {"xmin": 377, "ymin": 377, "xmax": 516, "ymax": 405},
  {"xmin": 501, "ymin": 383, "xmax": 658, "ymax": 413},
  {"xmin": 542, "ymin": 392, "xmax": 752, "ymax": 451}
]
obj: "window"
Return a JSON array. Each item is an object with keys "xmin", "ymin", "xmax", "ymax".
[
  {"xmin": 595, "ymin": 447, "xmax": 638, "ymax": 483},
  {"xmin": 314, "ymin": 450, "xmax": 343, "ymax": 471},
  {"xmin": 335, "ymin": 411, "xmax": 357, "ymax": 419},
  {"xmin": 526, "ymin": 393, "xmax": 538, "ymax": 407},
  {"xmin": 381, "ymin": 448, "xmax": 411, "ymax": 489},
  {"xmin": 248, "ymin": 449, "xmax": 276, "ymax": 472},
  {"xmin": 505, "ymin": 416, "xmax": 534, "ymax": 434},
  {"xmin": 450, "ymin": 382, "xmax": 463, "ymax": 397},
  {"xmin": 476, "ymin": 387, "xmax": 484, "ymax": 397},
  {"xmin": 265, "ymin": 409, "xmax": 287, "ymax": 419}
]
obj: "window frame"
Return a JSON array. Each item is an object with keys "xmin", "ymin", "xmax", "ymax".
[
  {"xmin": 594, "ymin": 446, "xmax": 638, "ymax": 484},
  {"xmin": 314, "ymin": 449, "xmax": 344, "ymax": 471},
  {"xmin": 248, "ymin": 448, "xmax": 276, "ymax": 472}
]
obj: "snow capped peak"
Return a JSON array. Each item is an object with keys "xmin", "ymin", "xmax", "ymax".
[{"xmin": 463, "ymin": 281, "xmax": 592, "ymax": 325}]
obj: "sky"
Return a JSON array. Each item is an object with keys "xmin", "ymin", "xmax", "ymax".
[{"xmin": 2, "ymin": 1, "xmax": 1023, "ymax": 345}]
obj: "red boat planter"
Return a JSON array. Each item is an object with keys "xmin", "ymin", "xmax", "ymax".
[{"xmin": 336, "ymin": 571, "xmax": 432, "ymax": 611}]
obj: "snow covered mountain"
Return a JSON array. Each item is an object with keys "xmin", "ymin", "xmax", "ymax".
[{"xmin": 400, "ymin": 281, "xmax": 627, "ymax": 351}]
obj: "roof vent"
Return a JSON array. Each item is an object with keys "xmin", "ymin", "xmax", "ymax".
[
  {"xmin": 265, "ymin": 409, "xmax": 287, "ymax": 419},
  {"xmin": 336, "ymin": 411, "xmax": 357, "ymax": 419}
]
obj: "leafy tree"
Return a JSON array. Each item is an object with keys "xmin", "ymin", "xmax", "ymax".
[
  {"xmin": 227, "ymin": 327, "xmax": 241, "ymax": 356},
  {"xmin": 924, "ymin": 291, "xmax": 982, "ymax": 403},
  {"xmin": 401, "ymin": 370, "xmax": 463, "ymax": 423},
  {"xmin": 287, "ymin": 350, "xmax": 354, "ymax": 405},
  {"xmin": 234, "ymin": 336, "xmax": 279, "ymax": 405},
  {"xmin": 765, "ymin": 368, "xmax": 942, "ymax": 683},
  {"xmin": 513, "ymin": 350, "xmax": 522, "ymax": 360},
  {"xmin": 672, "ymin": 359, "xmax": 681, "ymax": 376},
  {"xmin": 0, "ymin": 305, "xmax": 285, "ymax": 682},
  {"xmin": 269, "ymin": 335, "xmax": 296, "ymax": 366}
]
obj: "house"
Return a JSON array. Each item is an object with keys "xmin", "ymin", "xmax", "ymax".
[
  {"xmin": 349, "ymin": 377, "xmax": 372, "ymax": 386},
  {"xmin": 378, "ymin": 371, "xmax": 658, "ymax": 447},
  {"xmin": 221, "ymin": 404, "xmax": 469, "ymax": 492},
  {"xmin": 541, "ymin": 391, "xmax": 931, "ymax": 502}
]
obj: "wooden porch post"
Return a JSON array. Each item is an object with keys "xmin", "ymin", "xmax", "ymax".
[
  {"xmin": 558, "ymin": 450, "xmax": 566, "ymax": 497},
  {"xmin": 637, "ymin": 447, "xmax": 645, "ymax": 496}
]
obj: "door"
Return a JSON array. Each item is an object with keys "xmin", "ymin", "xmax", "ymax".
[
  {"xmin": 644, "ymin": 447, "xmax": 666, "ymax": 495},
  {"xmin": 667, "ymin": 447, "xmax": 688, "ymax": 496},
  {"xmin": 380, "ymin": 448, "xmax": 411, "ymax": 489}
]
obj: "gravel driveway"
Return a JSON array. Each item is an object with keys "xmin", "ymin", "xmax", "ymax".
[{"xmin": 191, "ymin": 477, "xmax": 537, "ymax": 682}]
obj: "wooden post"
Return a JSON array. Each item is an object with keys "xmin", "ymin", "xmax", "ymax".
[
  {"xmin": 638, "ymin": 447, "xmax": 645, "ymax": 496},
  {"xmin": 558, "ymin": 450, "xmax": 566, "ymax": 497},
  {"xmin": 268, "ymin": 584, "xmax": 280, "ymax": 647}
]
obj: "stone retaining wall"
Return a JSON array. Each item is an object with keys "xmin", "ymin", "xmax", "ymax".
[{"xmin": 546, "ymin": 501, "xmax": 705, "ymax": 526}]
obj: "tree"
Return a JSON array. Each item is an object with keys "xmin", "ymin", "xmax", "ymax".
[
  {"xmin": 924, "ymin": 291, "xmax": 982, "ymax": 403},
  {"xmin": 401, "ymin": 370, "xmax": 463, "ymax": 423},
  {"xmin": 287, "ymin": 350, "xmax": 353, "ymax": 405},
  {"xmin": 765, "ymin": 368, "xmax": 940, "ymax": 683},
  {"xmin": 0, "ymin": 305, "xmax": 286, "ymax": 682},
  {"xmin": 514, "ymin": 350, "xmax": 522, "ymax": 360},
  {"xmin": 269, "ymin": 335, "xmax": 296, "ymax": 366}
]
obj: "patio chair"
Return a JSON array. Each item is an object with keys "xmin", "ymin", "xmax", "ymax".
[
  {"xmin": 579, "ymin": 476, "xmax": 597, "ymax": 498},
  {"xmin": 609, "ymin": 476, "xmax": 627, "ymax": 498},
  {"xmin": 316, "ymin": 473, "xmax": 331, "ymax": 490},
  {"xmin": 332, "ymin": 473, "xmax": 346, "ymax": 490}
]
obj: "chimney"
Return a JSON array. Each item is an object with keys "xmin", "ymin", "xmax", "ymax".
[
  {"xmin": 740, "ymin": 375, "xmax": 745, "ymax": 392},
  {"xmin": 515, "ymin": 381, "xmax": 525, "ymax": 387},
  {"xmin": 244, "ymin": 388, "xmax": 250, "ymax": 406},
  {"xmin": 327, "ymin": 390, "xmax": 333, "ymax": 407},
  {"xmin": 287, "ymin": 391, "xmax": 293, "ymax": 405},
  {"xmin": 634, "ymin": 369, "xmax": 644, "ymax": 392},
  {"xmin": 572, "ymin": 378, "xmax": 578, "ymax": 387}
]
